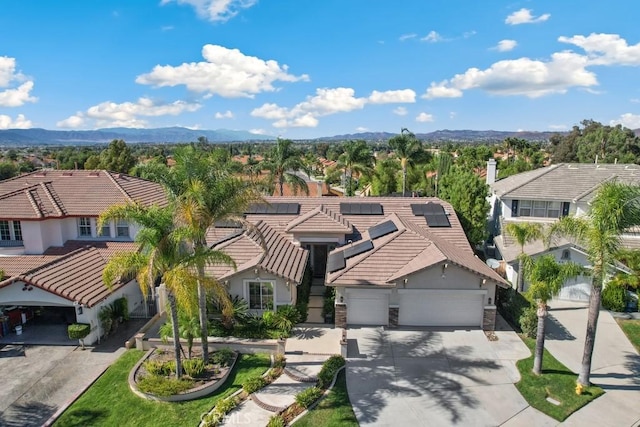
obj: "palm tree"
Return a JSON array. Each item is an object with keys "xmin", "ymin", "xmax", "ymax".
[
  {"xmin": 504, "ymin": 222, "xmax": 543, "ymax": 292},
  {"xmin": 264, "ymin": 138, "xmax": 309, "ymax": 196},
  {"xmin": 160, "ymin": 305, "xmax": 202, "ymax": 359},
  {"xmin": 522, "ymin": 254, "xmax": 583, "ymax": 375},
  {"xmin": 548, "ymin": 181, "xmax": 640, "ymax": 385},
  {"xmin": 99, "ymin": 203, "xmax": 192, "ymax": 379},
  {"xmin": 336, "ymin": 140, "xmax": 374, "ymax": 196},
  {"xmin": 388, "ymin": 128, "xmax": 423, "ymax": 196}
]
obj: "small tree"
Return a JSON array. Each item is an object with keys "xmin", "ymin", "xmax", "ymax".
[
  {"xmin": 68, "ymin": 323, "xmax": 91, "ymax": 350},
  {"xmin": 505, "ymin": 222, "xmax": 543, "ymax": 292}
]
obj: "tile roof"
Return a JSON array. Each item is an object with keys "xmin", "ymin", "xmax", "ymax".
[
  {"xmin": 206, "ymin": 221, "xmax": 309, "ymax": 284},
  {"xmin": 490, "ymin": 163, "xmax": 640, "ymax": 202},
  {"xmin": 285, "ymin": 205, "xmax": 352, "ymax": 234},
  {"xmin": 0, "ymin": 240, "xmax": 139, "ymax": 307},
  {"xmin": 272, "ymin": 181, "xmax": 342, "ymax": 197},
  {"xmin": 0, "ymin": 170, "xmax": 167, "ymax": 220}
]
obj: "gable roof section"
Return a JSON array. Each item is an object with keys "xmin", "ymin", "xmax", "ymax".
[
  {"xmin": 285, "ymin": 205, "xmax": 352, "ymax": 234},
  {"xmin": 207, "ymin": 221, "xmax": 309, "ymax": 284},
  {"xmin": 491, "ymin": 163, "xmax": 640, "ymax": 202},
  {"xmin": 0, "ymin": 170, "xmax": 167, "ymax": 220}
]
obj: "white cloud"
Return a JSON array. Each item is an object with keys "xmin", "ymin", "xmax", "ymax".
[
  {"xmin": 214, "ymin": 110, "xmax": 234, "ymax": 119},
  {"xmin": 0, "ymin": 57, "xmax": 37, "ymax": 107},
  {"xmin": 356, "ymin": 127, "xmax": 368, "ymax": 132},
  {"xmin": 393, "ymin": 106, "xmax": 408, "ymax": 116},
  {"xmin": 505, "ymin": 8, "xmax": 550, "ymax": 25},
  {"xmin": 368, "ymin": 89, "xmax": 416, "ymax": 104},
  {"xmin": 136, "ymin": 44, "xmax": 309, "ymax": 98},
  {"xmin": 57, "ymin": 97, "xmax": 201, "ymax": 128},
  {"xmin": 160, "ymin": 0, "xmax": 257, "ymax": 22},
  {"xmin": 416, "ymin": 112, "xmax": 434, "ymax": 123},
  {"xmin": 494, "ymin": 39, "xmax": 518, "ymax": 52},
  {"xmin": 559, "ymin": 33, "xmax": 640, "ymax": 66},
  {"xmin": 0, "ymin": 114, "xmax": 32, "ymax": 129},
  {"xmin": 399, "ymin": 33, "xmax": 417, "ymax": 42},
  {"xmin": 423, "ymin": 51, "xmax": 596, "ymax": 99},
  {"xmin": 548, "ymin": 124, "xmax": 568, "ymax": 130},
  {"xmin": 449, "ymin": 112, "xmax": 457, "ymax": 119},
  {"xmin": 273, "ymin": 113, "xmax": 319, "ymax": 129},
  {"xmin": 421, "ymin": 31, "xmax": 445, "ymax": 43},
  {"xmin": 610, "ymin": 113, "xmax": 640, "ymax": 129},
  {"xmin": 249, "ymin": 128, "xmax": 267, "ymax": 135}
]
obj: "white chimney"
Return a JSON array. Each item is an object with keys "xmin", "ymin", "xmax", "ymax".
[
  {"xmin": 317, "ymin": 181, "xmax": 323, "ymax": 197},
  {"xmin": 486, "ymin": 159, "xmax": 497, "ymax": 185}
]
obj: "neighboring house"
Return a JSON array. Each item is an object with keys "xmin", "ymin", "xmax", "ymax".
[
  {"xmin": 207, "ymin": 197, "xmax": 507, "ymax": 331},
  {"xmin": 487, "ymin": 161, "xmax": 640, "ymax": 300},
  {"xmin": 272, "ymin": 181, "xmax": 342, "ymax": 197},
  {"xmin": 0, "ymin": 170, "xmax": 167, "ymax": 344}
]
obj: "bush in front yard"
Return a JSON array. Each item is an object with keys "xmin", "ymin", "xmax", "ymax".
[
  {"xmin": 497, "ymin": 286, "xmax": 535, "ymax": 332},
  {"xmin": 317, "ymin": 355, "xmax": 345, "ymax": 389},
  {"xmin": 137, "ymin": 375, "xmax": 192, "ymax": 396},
  {"xmin": 602, "ymin": 284, "xmax": 628, "ymax": 312},
  {"xmin": 242, "ymin": 375, "xmax": 267, "ymax": 394},
  {"xmin": 211, "ymin": 348, "xmax": 235, "ymax": 367},
  {"xmin": 295, "ymin": 386, "xmax": 324, "ymax": 408},
  {"xmin": 182, "ymin": 358, "xmax": 205, "ymax": 378},
  {"xmin": 519, "ymin": 306, "xmax": 538, "ymax": 338}
]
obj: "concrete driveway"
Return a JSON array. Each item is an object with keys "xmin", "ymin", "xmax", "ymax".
[{"xmin": 346, "ymin": 327, "xmax": 548, "ymax": 426}]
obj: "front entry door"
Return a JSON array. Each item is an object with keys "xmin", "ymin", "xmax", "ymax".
[{"xmin": 313, "ymin": 244, "xmax": 328, "ymax": 277}]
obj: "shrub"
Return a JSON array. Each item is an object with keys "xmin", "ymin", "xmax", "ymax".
[
  {"xmin": 182, "ymin": 358, "xmax": 206, "ymax": 378},
  {"xmin": 497, "ymin": 286, "xmax": 534, "ymax": 333},
  {"xmin": 137, "ymin": 375, "xmax": 192, "ymax": 396},
  {"xmin": 274, "ymin": 353, "xmax": 286, "ymax": 368},
  {"xmin": 262, "ymin": 311, "xmax": 276, "ymax": 328},
  {"xmin": 519, "ymin": 306, "xmax": 538, "ymax": 338},
  {"xmin": 67, "ymin": 323, "xmax": 91, "ymax": 349},
  {"xmin": 295, "ymin": 386, "xmax": 323, "ymax": 408},
  {"xmin": 602, "ymin": 284, "xmax": 628, "ymax": 312},
  {"xmin": 267, "ymin": 415, "xmax": 285, "ymax": 427},
  {"xmin": 213, "ymin": 396, "xmax": 237, "ymax": 416},
  {"xmin": 317, "ymin": 355, "xmax": 345, "ymax": 388},
  {"xmin": 242, "ymin": 375, "xmax": 267, "ymax": 394},
  {"xmin": 115, "ymin": 296, "xmax": 129, "ymax": 321},
  {"xmin": 322, "ymin": 287, "xmax": 336, "ymax": 322},
  {"xmin": 211, "ymin": 348, "xmax": 235, "ymax": 367},
  {"xmin": 143, "ymin": 359, "xmax": 176, "ymax": 376},
  {"xmin": 277, "ymin": 305, "xmax": 301, "ymax": 324}
]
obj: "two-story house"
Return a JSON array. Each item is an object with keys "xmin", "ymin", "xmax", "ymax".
[
  {"xmin": 0, "ymin": 170, "xmax": 167, "ymax": 344},
  {"xmin": 487, "ymin": 161, "xmax": 640, "ymax": 301}
]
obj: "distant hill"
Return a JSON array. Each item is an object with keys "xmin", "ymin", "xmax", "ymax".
[
  {"xmin": 319, "ymin": 129, "xmax": 560, "ymax": 143},
  {"xmin": 0, "ymin": 127, "xmax": 274, "ymax": 145}
]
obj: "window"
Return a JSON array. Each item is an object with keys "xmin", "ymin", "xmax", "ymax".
[
  {"xmin": 12, "ymin": 221, "xmax": 22, "ymax": 241},
  {"xmin": 116, "ymin": 219, "xmax": 129, "ymax": 238},
  {"xmin": 78, "ymin": 217, "xmax": 92, "ymax": 237},
  {"xmin": 248, "ymin": 281, "xmax": 274, "ymax": 310},
  {"xmin": 518, "ymin": 200, "xmax": 532, "ymax": 217},
  {"xmin": 561, "ymin": 249, "xmax": 571, "ymax": 260},
  {"xmin": 518, "ymin": 200, "xmax": 563, "ymax": 218},
  {"xmin": 547, "ymin": 201, "xmax": 561, "ymax": 218},
  {"xmin": 100, "ymin": 221, "xmax": 111, "ymax": 238},
  {"xmin": 0, "ymin": 221, "xmax": 10, "ymax": 240}
]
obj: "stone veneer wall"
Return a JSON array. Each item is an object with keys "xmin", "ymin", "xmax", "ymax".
[
  {"xmin": 388, "ymin": 307, "xmax": 399, "ymax": 327},
  {"xmin": 335, "ymin": 303, "xmax": 347, "ymax": 328},
  {"xmin": 483, "ymin": 307, "xmax": 496, "ymax": 331}
]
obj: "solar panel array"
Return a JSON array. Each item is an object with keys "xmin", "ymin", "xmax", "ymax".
[
  {"xmin": 246, "ymin": 203, "xmax": 300, "ymax": 215},
  {"xmin": 327, "ymin": 252, "xmax": 346, "ymax": 273},
  {"xmin": 342, "ymin": 240, "xmax": 374, "ymax": 259},
  {"xmin": 411, "ymin": 203, "xmax": 451, "ymax": 227},
  {"xmin": 368, "ymin": 220, "xmax": 398, "ymax": 240},
  {"xmin": 340, "ymin": 203, "xmax": 383, "ymax": 215}
]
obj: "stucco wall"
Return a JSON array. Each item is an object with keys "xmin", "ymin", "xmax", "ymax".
[
  {"xmin": 226, "ymin": 269, "xmax": 293, "ymax": 313},
  {"xmin": 0, "ymin": 280, "xmax": 73, "ymax": 306}
]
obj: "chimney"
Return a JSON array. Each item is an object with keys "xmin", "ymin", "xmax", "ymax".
[
  {"xmin": 486, "ymin": 159, "xmax": 497, "ymax": 185},
  {"xmin": 317, "ymin": 181, "xmax": 323, "ymax": 197}
]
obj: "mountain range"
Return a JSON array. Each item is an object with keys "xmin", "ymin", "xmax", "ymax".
[{"xmin": 0, "ymin": 126, "xmax": 592, "ymax": 146}]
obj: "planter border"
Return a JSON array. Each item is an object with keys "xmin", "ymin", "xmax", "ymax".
[{"xmin": 129, "ymin": 348, "xmax": 239, "ymax": 402}]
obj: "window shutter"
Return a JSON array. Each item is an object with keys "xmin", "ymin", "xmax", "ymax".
[
  {"xmin": 562, "ymin": 202, "xmax": 570, "ymax": 217},
  {"xmin": 511, "ymin": 200, "xmax": 519, "ymax": 217}
]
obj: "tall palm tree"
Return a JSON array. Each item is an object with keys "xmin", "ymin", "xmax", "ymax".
[
  {"xmin": 388, "ymin": 128, "xmax": 422, "ymax": 196},
  {"xmin": 336, "ymin": 140, "xmax": 374, "ymax": 196},
  {"xmin": 99, "ymin": 203, "xmax": 193, "ymax": 379},
  {"xmin": 548, "ymin": 181, "xmax": 640, "ymax": 385},
  {"xmin": 504, "ymin": 222, "xmax": 543, "ymax": 292},
  {"xmin": 264, "ymin": 138, "xmax": 309, "ymax": 196},
  {"xmin": 522, "ymin": 254, "xmax": 583, "ymax": 375}
]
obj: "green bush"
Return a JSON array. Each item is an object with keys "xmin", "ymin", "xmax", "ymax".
[
  {"xmin": 182, "ymin": 358, "xmax": 206, "ymax": 377},
  {"xmin": 295, "ymin": 261, "xmax": 312, "ymax": 323},
  {"xmin": 115, "ymin": 296, "xmax": 129, "ymax": 321},
  {"xmin": 277, "ymin": 305, "xmax": 301, "ymax": 324},
  {"xmin": 143, "ymin": 359, "xmax": 176, "ymax": 376},
  {"xmin": 67, "ymin": 323, "xmax": 91, "ymax": 340},
  {"xmin": 519, "ymin": 306, "xmax": 538, "ymax": 338},
  {"xmin": 211, "ymin": 348, "xmax": 235, "ymax": 367},
  {"xmin": 602, "ymin": 284, "xmax": 628, "ymax": 312},
  {"xmin": 322, "ymin": 287, "xmax": 336, "ymax": 321},
  {"xmin": 204, "ymin": 395, "xmax": 237, "ymax": 425},
  {"xmin": 242, "ymin": 375, "xmax": 267, "ymax": 394},
  {"xmin": 317, "ymin": 355, "xmax": 345, "ymax": 389},
  {"xmin": 295, "ymin": 386, "xmax": 324, "ymax": 408},
  {"xmin": 267, "ymin": 415, "xmax": 286, "ymax": 427},
  {"xmin": 274, "ymin": 353, "xmax": 286, "ymax": 368},
  {"xmin": 137, "ymin": 375, "xmax": 192, "ymax": 396},
  {"xmin": 497, "ymin": 286, "xmax": 535, "ymax": 333}
]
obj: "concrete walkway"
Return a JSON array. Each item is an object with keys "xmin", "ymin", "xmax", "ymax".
[{"xmin": 545, "ymin": 300, "xmax": 640, "ymax": 427}]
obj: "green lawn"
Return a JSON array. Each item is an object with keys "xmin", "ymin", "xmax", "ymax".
[
  {"xmin": 515, "ymin": 337, "xmax": 604, "ymax": 421},
  {"xmin": 54, "ymin": 350, "xmax": 270, "ymax": 427},
  {"xmin": 293, "ymin": 370, "xmax": 358, "ymax": 427},
  {"xmin": 616, "ymin": 318, "xmax": 640, "ymax": 353}
]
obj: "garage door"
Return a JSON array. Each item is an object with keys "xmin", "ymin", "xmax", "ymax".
[
  {"xmin": 347, "ymin": 291, "xmax": 389, "ymax": 325},
  {"xmin": 557, "ymin": 277, "xmax": 591, "ymax": 302},
  {"xmin": 399, "ymin": 291, "xmax": 483, "ymax": 327}
]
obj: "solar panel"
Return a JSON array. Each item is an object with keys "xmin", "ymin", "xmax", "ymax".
[
  {"xmin": 276, "ymin": 203, "xmax": 289, "ymax": 214},
  {"xmin": 247, "ymin": 203, "xmax": 300, "ymax": 215},
  {"xmin": 424, "ymin": 202, "xmax": 445, "ymax": 215},
  {"xmin": 343, "ymin": 240, "xmax": 374, "ymax": 259},
  {"xmin": 327, "ymin": 252, "xmax": 346, "ymax": 273},
  {"xmin": 411, "ymin": 204, "xmax": 426, "ymax": 215},
  {"xmin": 425, "ymin": 213, "xmax": 451, "ymax": 227},
  {"xmin": 340, "ymin": 203, "xmax": 383, "ymax": 215},
  {"xmin": 368, "ymin": 220, "xmax": 398, "ymax": 240},
  {"xmin": 286, "ymin": 203, "xmax": 300, "ymax": 214}
]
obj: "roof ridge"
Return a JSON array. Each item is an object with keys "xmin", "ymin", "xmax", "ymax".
[
  {"xmin": 285, "ymin": 205, "xmax": 322, "ymax": 231},
  {"xmin": 573, "ymin": 173, "xmax": 617, "ymax": 202},
  {"xmin": 0, "ymin": 181, "xmax": 43, "ymax": 200},
  {"xmin": 502, "ymin": 163, "xmax": 563, "ymax": 197},
  {"xmin": 21, "ymin": 245, "xmax": 94, "ymax": 277},
  {"xmin": 25, "ymin": 188, "xmax": 45, "ymax": 218},
  {"xmin": 105, "ymin": 171, "xmax": 135, "ymax": 204},
  {"xmin": 40, "ymin": 182, "xmax": 65, "ymax": 216}
]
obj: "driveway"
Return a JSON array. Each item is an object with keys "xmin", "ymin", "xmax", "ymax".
[{"xmin": 346, "ymin": 327, "xmax": 551, "ymax": 426}]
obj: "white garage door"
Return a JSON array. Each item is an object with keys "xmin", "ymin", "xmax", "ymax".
[
  {"xmin": 399, "ymin": 291, "xmax": 483, "ymax": 327},
  {"xmin": 347, "ymin": 290, "xmax": 389, "ymax": 326},
  {"xmin": 557, "ymin": 277, "xmax": 591, "ymax": 302}
]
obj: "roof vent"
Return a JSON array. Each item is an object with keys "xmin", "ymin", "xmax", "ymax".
[
  {"xmin": 62, "ymin": 171, "xmax": 73, "ymax": 177},
  {"xmin": 33, "ymin": 171, "xmax": 47, "ymax": 177},
  {"xmin": 88, "ymin": 171, "xmax": 100, "ymax": 177}
]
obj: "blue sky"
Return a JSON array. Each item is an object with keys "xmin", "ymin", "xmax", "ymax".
[{"xmin": 1, "ymin": 1, "xmax": 640, "ymax": 139}]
